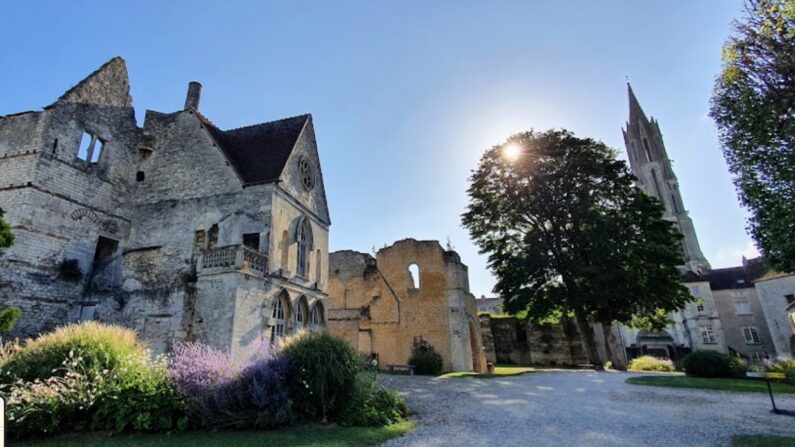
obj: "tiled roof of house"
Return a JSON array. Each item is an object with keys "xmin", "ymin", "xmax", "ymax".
[
  {"xmin": 194, "ymin": 110, "xmax": 310, "ymax": 186},
  {"xmin": 708, "ymin": 257, "xmax": 768, "ymax": 290}
]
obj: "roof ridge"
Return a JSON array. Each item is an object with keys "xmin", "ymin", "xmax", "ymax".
[
  {"xmin": 190, "ymin": 107, "xmax": 223, "ymax": 132},
  {"xmin": 224, "ymin": 113, "xmax": 310, "ymax": 133}
]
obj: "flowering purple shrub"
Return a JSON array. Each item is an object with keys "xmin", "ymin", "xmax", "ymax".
[{"xmin": 168, "ymin": 341, "xmax": 292, "ymax": 428}]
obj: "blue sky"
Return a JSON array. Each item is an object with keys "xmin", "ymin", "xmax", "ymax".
[{"xmin": 1, "ymin": 1, "xmax": 755, "ymax": 297}]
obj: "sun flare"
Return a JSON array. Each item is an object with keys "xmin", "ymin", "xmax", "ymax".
[{"xmin": 503, "ymin": 143, "xmax": 521, "ymax": 162}]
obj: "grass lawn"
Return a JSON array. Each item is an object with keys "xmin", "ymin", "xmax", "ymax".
[
  {"xmin": 733, "ymin": 435, "xmax": 795, "ymax": 446},
  {"xmin": 440, "ymin": 365, "xmax": 536, "ymax": 379},
  {"xmin": 626, "ymin": 375, "xmax": 795, "ymax": 394},
  {"xmin": 17, "ymin": 421, "xmax": 415, "ymax": 447}
]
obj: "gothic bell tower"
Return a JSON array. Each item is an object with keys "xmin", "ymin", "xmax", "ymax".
[{"xmin": 622, "ymin": 83, "xmax": 710, "ymax": 273}]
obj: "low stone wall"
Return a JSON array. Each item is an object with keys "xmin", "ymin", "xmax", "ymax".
[{"xmin": 479, "ymin": 314, "xmax": 589, "ymax": 366}]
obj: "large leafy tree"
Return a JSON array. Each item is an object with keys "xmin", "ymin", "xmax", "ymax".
[
  {"xmin": 462, "ymin": 130, "xmax": 690, "ymax": 366},
  {"xmin": 711, "ymin": 0, "xmax": 795, "ymax": 273},
  {"xmin": 0, "ymin": 207, "xmax": 13, "ymax": 250}
]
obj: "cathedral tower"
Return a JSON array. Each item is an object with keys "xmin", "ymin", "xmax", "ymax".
[{"xmin": 622, "ymin": 84, "xmax": 710, "ymax": 272}]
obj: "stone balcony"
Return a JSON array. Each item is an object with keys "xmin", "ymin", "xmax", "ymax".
[{"xmin": 197, "ymin": 244, "xmax": 268, "ymax": 278}]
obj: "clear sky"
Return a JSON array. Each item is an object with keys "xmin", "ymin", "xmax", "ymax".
[{"xmin": 0, "ymin": 1, "xmax": 756, "ymax": 297}]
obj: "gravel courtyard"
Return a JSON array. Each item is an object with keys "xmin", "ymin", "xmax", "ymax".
[{"xmin": 379, "ymin": 370, "xmax": 795, "ymax": 447}]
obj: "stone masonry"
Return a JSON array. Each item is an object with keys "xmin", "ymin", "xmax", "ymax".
[
  {"xmin": 327, "ymin": 239, "xmax": 487, "ymax": 373},
  {"xmin": 0, "ymin": 57, "xmax": 331, "ymax": 357}
]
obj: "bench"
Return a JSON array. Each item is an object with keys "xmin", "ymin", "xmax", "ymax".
[
  {"xmin": 387, "ymin": 364, "xmax": 415, "ymax": 375},
  {"xmin": 747, "ymin": 372, "xmax": 794, "ymax": 416}
]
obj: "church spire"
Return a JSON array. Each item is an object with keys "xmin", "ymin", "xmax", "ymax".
[{"xmin": 627, "ymin": 82, "xmax": 647, "ymax": 125}]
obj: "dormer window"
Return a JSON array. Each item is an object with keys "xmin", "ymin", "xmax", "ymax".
[{"xmin": 77, "ymin": 131, "xmax": 104, "ymax": 163}]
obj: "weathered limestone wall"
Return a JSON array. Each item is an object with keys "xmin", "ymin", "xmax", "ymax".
[
  {"xmin": 480, "ymin": 315, "xmax": 589, "ymax": 366},
  {"xmin": 328, "ymin": 239, "xmax": 486, "ymax": 372},
  {"xmin": 755, "ymin": 274, "xmax": 795, "ymax": 358},
  {"xmin": 713, "ymin": 286, "xmax": 776, "ymax": 359}
]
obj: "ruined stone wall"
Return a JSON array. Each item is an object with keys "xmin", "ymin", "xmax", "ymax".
[
  {"xmin": 480, "ymin": 315, "xmax": 589, "ymax": 366},
  {"xmin": 328, "ymin": 239, "xmax": 486, "ymax": 372}
]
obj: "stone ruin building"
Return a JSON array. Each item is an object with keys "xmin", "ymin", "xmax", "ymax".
[
  {"xmin": 327, "ymin": 239, "xmax": 487, "ymax": 372},
  {"xmin": 0, "ymin": 57, "xmax": 330, "ymax": 356}
]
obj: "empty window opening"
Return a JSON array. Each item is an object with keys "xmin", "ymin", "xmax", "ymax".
[
  {"xmin": 93, "ymin": 236, "xmax": 118, "ymax": 271},
  {"xmin": 78, "ymin": 304, "xmax": 97, "ymax": 322},
  {"xmin": 296, "ymin": 298, "xmax": 308, "ymax": 326},
  {"xmin": 136, "ymin": 171, "xmax": 145, "ymax": 182},
  {"xmin": 77, "ymin": 131, "xmax": 104, "ymax": 163},
  {"xmin": 408, "ymin": 263, "xmax": 420, "ymax": 289},
  {"xmin": 243, "ymin": 233, "xmax": 260, "ymax": 251},
  {"xmin": 786, "ymin": 294, "xmax": 794, "ymax": 305},
  {"xmin": 52, "ymin": 138, "xmax": 58, "ymax": 154},
  {"xmin": 194, "ymin": 230, "xmax": 207, "ymax": 251},
  {"xmin": 650, "ymin": 169, "xmax": 664, "ymax": 201},
  {"xmin": 207, "ymin": 224, "xmax": 219, "ymax": 249}
]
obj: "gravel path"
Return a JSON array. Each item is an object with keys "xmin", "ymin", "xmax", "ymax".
[{"xmin": 378, "ymin": 370, "xmax": 795, "ymax": 447}]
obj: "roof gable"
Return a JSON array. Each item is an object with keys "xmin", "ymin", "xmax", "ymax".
[
  {"xmin": 193, "ymin": 111, "xmax": 309, "ymax": 186},
  {"xmin": 47, "ymin": 57, "xmax": 132, "ymax": 109}
]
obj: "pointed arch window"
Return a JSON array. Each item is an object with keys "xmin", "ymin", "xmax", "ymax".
[
  {"xmin": 270, "ymin": 293, "xmax": 289, "ymax": 344},
  {"xmin": 310, "ymin": 302, "xmax": 325, "ymax": 327},
  {"xmin": 296, "ymin": 218, "xmax": 313, "ymax": 277},
  {"xmin": 642, "ymin": 137, "xmax": 652, "ymax": 162}
]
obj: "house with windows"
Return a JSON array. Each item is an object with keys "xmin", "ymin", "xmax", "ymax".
[
  {"xmin": 755, "ymin": 271, "xmax": 795, "ymax": 359},
  {"xmin": 0, "ymin": 57, "xmax": 330, "ymax": 356}
]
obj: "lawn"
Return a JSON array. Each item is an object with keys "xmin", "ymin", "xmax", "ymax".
[
  {"xmin": 440, "ymin": 365, "xmax": 536, "ymax": 379},
  {"xmin": 733, "ymin": 435, "xmax": 795, "ymax": 446},
  {"xmin": 626, "ymin": 375, "xmax": 795, "ymax": 394},
  {"xmin": 17, "ymin": 421, "xmax": 415, "ymax": 447}
]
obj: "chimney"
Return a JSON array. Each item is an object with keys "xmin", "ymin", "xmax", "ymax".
[{"xmin": 184, "ymin": 81, "xmax": 202, "ymax": 111}]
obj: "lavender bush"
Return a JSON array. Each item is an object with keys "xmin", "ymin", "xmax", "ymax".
[{"xmin": 168, "ymin": 341, "xmax": 293, "ymax": 428}]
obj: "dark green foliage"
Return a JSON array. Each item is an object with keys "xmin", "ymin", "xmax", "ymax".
[
  {"xmin": 0, "ymin": 307, "xmax": 22, "ymax": 334},
  {"xmin": 683, "ymin": 351, "xmax": 747, "ymax": 378},
  {"xmin": 58, "ymin": 259, "xmax": 83, "ymax": 282},
  {"xmin": 408, "ymin": 339, "xmax": 443, "ymax": 375},
  {"xmin": 462, "ymin": 129, "xmax": 691, "ymax": 365},
  {"xmin": 340, "ymin": 372, "xmax": 408, "ymax": 427},
  {"xmin": 0, "ymin": 207, "xmax": 13, "ymax": 250},
  {"xmin": 710, "ymin": 0, "xmax": 795, "ymax": 273},
  {"xmin": 282, "ymin": 332, "xmax": 362, "ymax": 422}
]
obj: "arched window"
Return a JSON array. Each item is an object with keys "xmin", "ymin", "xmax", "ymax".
[
  {"xmin": 310, "ymin": 302, "xmax": 325, "ymax": 327},
  {"xmin": 408, "ymin": 263, "xmax": 420, "ymax": 289},
  {"xmin": 295, "ymin": 296, "xmax": 309, "ymax": 328},
  {"xmin": 280, "ymin": 230, "xmax": 289, "ymax": 270},
  {"xmin": 315, "ymin": 249, "xmax": 322, "ymax": 284},
  {"xmin": 296, "ymin": 219, "xmax": 312, "ymax": 277},
  {"xmin": 270, "ymin": 293, "xmax": 289, "ymax": 344}
]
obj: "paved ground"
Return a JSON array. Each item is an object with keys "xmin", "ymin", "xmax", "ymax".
[{"xmin": 378, "ymin": 370, "xmax": 795, "ymax": 447}]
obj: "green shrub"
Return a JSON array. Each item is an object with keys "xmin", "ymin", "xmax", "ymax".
[
  {"xmin": 767, "ymin": 358, "xmax": 795, "ymax": 377},
  {"xmin": 0, "ymin": 307, "xmax": 22, "ymax": 334},
  {"xmin": 0, "ymin": 322, "xmax": 187, "ymax": 438},
  {"xmin": 683, "ymin": 351, "xmax": 746, "ymax": 378},
  {"xmin": 408, "ymin": 339, "xmax": 442, "ymax": 375},
  {"xmin": 1, "ymin": 321, "xmax": 143, "ymax": 383},
  {"xmin": 628, "ymin": 355, "xmax": 675, "ymax": 372},
  {"xmin": 282, "ymin": 331, "xmax": 361, "ymax": 422},
  {"xmin": 340, "ymin": 372, "xmax": 407, "ymax": 427}
]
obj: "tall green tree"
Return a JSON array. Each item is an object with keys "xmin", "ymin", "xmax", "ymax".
[
  {"xmin": 711, "ymin": 0, "xmax": 795, "ymax": 273},
  {"xmin": 0, "ymin": 207, "xmax": 13, "ymax": 250},
  {"xmin": 462, "ymin": 130, "xmax": 690, "ymax": 366}
]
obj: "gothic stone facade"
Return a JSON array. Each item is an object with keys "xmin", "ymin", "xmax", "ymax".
[
  {"xmin": 327, "ymin": 239, "xmax": 487, "ymax": 373},
  {"xmin": 0, "ymin": 58, "xmax": 330, "ymax": 356}
]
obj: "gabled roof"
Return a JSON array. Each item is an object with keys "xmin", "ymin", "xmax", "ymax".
[
  {"xmin": 45, "ymin": 56, "xmax": 132, "ymax": 109},
  {"xmin": 708, "ymin": 257, "xmax": 768, "ymax": 290},
  {"xmin": 193, "ymin": 111, "xmax": 310, "ymax": 186}
]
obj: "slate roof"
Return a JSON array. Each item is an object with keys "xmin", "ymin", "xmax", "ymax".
[
  {"xmin": 193, "ymin": 110, "xmax": 310, "ymax": 185},
  {"xmin": 708, "ymin": 257, "xmax": 768, "ymax": 290}
]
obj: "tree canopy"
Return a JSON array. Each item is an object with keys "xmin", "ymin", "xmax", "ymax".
[
  {"xmin": 711, "ymin": 0, "xmax": 795, "ymax": 273},
  {"xmin": 462, "ymin": 129, "xmax": 691, "ymax": 365},
  {"xmin": 0, "ymin": 207, "xmax": 13, "ymax": 250}
]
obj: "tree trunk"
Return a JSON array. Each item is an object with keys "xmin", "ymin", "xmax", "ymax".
[
  {"xmin": 574, "ymin": 308, "xmax": 603, "ymax": 370},
  {"xmin": 601, "ymin": 323, "xmax": 616, "ymax": 369}
]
